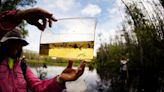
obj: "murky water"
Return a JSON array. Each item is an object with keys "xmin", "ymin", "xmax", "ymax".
[{"xmin": 31, "ymin": 66, "xmax": 109, "ymax": 92}]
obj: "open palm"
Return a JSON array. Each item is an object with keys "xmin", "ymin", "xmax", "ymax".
[{"xmin": 60, "ymin": 60, "xmax": 85, "ymax": 82}]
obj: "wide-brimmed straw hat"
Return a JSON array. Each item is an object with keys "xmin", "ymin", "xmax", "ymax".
[{"xmin": 0, "ymin": 28, "xmax": 29, "ymax": 46}]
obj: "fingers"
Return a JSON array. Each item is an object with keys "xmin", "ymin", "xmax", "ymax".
[
  {"xmin": 29, "ymin": 8, "xmax": 57, "ymax": 21},
  {"xmin": 60, "ymin": 61, "xmax": 86, "ymax": 82},
  {"xmin": 48, "ymin": 19, "xmax": 52, "ymax": 27},
  {"xmin": 27, "ymin": 8, "xmax": 52, "ymax": 18},
  {"xmin": 35, "ymin": 22, "xmax": 44, "ymax": 30},
  {"xmin": 33, "ymin": 14, "xmax": 47, "ymax": 31},
  {"xmin": 39, "ymin": 15, "xmax": 47, "ymax": 31},
  {"xmin": 76, "ymin": 61, "xmax": 86, "ymax": 77},
  {"xmin": 67, "ymin": 60, "xmax": 73, "ymax": 69},
  {"xmin": 38, "ymin": 15, "xmax": 56, "ymax": 29},
  {"xmin": 79, "ymin": 61, "xmax": 86, "ymax": 70},
  {"xmin": 23, "ymin": 8, "xmax": 57, "ymax": 29},
  {"xmin": 48, "ymin": 16, "xmax": 58, "ymax": 27},
  {"xmin": 50, "ymin": 16, "xmax": 57, "ymax": 22}
]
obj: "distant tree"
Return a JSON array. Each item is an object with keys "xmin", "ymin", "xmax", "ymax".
[
  {"xmin": 0, "ymin": 0, "xmax": 36, "ymax": 11},
  {"xmin": 121, "ymin": 0, "xmax": 164, "ymax": 91},
  {"xmin": 95, "ymin": 0, "xmax": 164, "ymax": 91}
]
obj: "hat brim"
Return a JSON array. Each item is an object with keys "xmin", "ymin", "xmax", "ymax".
[
  {"xmin": 1, "ymin": 37, "xmax": 29, "ymax": 46},
  {"xmin": 17, "ymin": 39, "xmax": 29, "ymax": 46}
]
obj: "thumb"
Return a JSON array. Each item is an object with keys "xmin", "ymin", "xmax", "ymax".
[
  {"xmin": 66, "ymin": 60, "xmax": 73, "ymax": 68},
  {"xmin": 38, "ymin": 14, "xmax": 47, "ymax": 31}
]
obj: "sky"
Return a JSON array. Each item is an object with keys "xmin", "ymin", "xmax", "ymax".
[
  {"xmin": 41, "ymin": 18, "xmax": 96, "ymax": 43},
  {"xmin": 23, "ymin": 0, "xmax": 126, "ymax": 55}
]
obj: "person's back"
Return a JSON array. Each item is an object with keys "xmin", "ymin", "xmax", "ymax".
[
  {"xmin": 120, "ymin": 60, "xmax": 128, "ymax": 71},
  {"xmin": 120, "ymin": 57, "xmax": 128, "ymax": 85}
]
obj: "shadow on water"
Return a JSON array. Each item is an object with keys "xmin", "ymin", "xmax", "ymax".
[
  {"xmin": 30, "ymin": 62, "xmax": 126, "ymax": 92},
  {"xmin": 94, "ymin": 60, "xmax": 164, "ymax": 92},
  {"xmin": 31, "ymin": 66, "xmax": 104, "ymax": 92},
  {"xmin": 30, "ymin": 61, "xmax": 164, "ymax": 92}
]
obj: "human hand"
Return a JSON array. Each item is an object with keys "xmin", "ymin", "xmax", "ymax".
[
  {"xmin": 57, "ymin": 60, "xmax": 85, "ymax": 83},
  {"xmin": 16, "ymin": 8, "xmax": 57, "ymax": 31}
]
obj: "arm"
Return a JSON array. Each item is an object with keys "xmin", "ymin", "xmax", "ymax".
[
  {"xmin": 0, "ymin": 8, "xmax": 57, "ymax": 39},
  {"xmin": 25, "ymin": 60, "xmax": 85, "ymax": 92},
  {"xmin": 15, "ymin": 8, "xmax": 57, "ymax": 31},
  {"xmin": 25, "ymin": 66, "xmax": 66, "ymax": 92},
  {"xmin": 0, "ymin": 10, "xmax": 20, "ymax": 39}
]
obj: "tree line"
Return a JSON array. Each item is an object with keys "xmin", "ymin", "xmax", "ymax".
[{"xmin": 96, "ymin": 0, "xmax": 164, "ymax": 92}]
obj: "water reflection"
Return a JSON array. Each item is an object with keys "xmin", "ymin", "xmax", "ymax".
[{"xmin": 31, "ymin": 66, "xmax": 109, "ymax": 92}]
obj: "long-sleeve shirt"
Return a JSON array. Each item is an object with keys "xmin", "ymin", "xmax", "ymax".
[
  {"xmin": 0, "ymin": 10, "xmax": 20, "ymax": 39},
  {"xmin": 0, "ymin": 9, "xmax": 66, "ymax": 92},
  {"xmin": 0, "ymin": 58, "xmax": 66, "ymax": 92}
]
